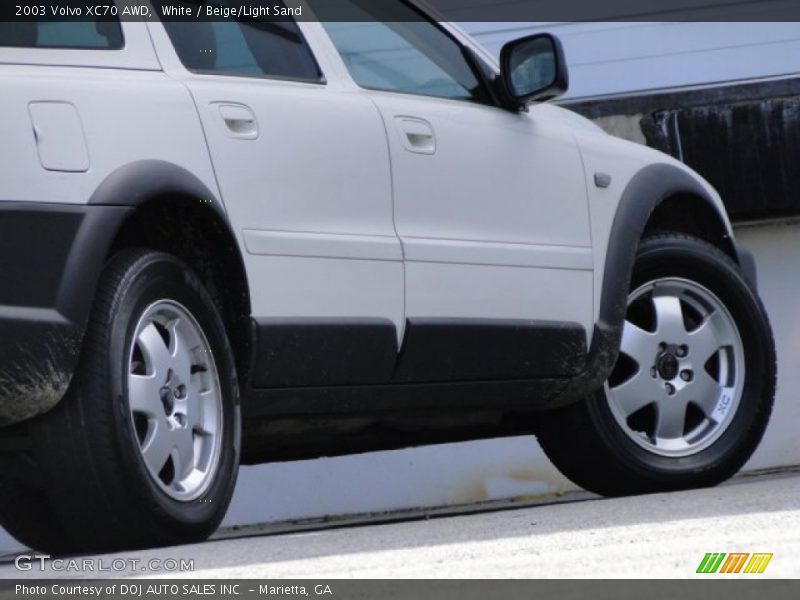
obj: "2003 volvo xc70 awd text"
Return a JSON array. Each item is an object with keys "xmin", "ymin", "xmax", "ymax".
[{"xmin": 0, "ymin": 0, "xmax": 775, "ymax": 554}]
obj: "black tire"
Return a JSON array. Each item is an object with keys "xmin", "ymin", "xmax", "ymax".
[
  {"xmin": 0, "ymin": 461, "xmax": 74, "ymax": 555},
  {"xmin": 537, "ymin": 232, "xmax": 776, "ymax": 496},
  {"xmin": 0, "ymin": 249, "xmax": 241, "ymax": 554}
]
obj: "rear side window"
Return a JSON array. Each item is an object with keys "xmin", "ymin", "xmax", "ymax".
[
  {"xmin": 160, "ymin": 1, "xmax": 322, "ymax": 82},
  {"xmin": 0, "ymin": 22, "xmax": 124, "ymax": 49}
]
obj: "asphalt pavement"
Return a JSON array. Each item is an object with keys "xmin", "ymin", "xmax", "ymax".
[{"xmin": 1, "ymin": 471, "xmax": 798, "ymax": 579}]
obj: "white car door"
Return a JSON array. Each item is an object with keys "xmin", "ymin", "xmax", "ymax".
[
  {"xmin": 313, "ymin": 1, "xmax": 595, "ymax": 382},
  {"xmin": 149, "ymin": 7, "xmax": 403, "ymax": 388}
]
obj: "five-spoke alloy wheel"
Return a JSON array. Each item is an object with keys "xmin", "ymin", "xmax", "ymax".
[
  {"xmin": 608, "ymin": 278, "xmax": 745, "ymax": 457},
  {"xmin": 537, "ymin": 233, "xmax": 775, "ymax": 496}
]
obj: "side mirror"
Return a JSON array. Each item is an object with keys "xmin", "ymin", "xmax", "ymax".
[{"xmin": 500, "ymin": 33, "xmax": 568, "ymax": 108}]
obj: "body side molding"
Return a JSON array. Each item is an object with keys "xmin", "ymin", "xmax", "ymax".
[
  {"xmin": 252, "ymin": 318, "xmax": 399, "ymax": 388},
  {"xmin": 247, "ymin": 318, "xmax": 588, "ymax": 411},
  {"xmin": 394, "ymin": 318, "xmax": 586, "ymax": 382}
]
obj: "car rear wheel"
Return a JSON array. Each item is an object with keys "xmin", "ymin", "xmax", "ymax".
[
  {"xmin": 0, "ymin": 249, "xmax": 241, "ymax": 554},
  {"xmin": 537, "ymin": 232, "xmax": 776, "ymax": 496}
]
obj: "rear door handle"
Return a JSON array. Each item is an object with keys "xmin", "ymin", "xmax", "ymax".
[
  {"xmin": 217, "ymin": 103, "xmax": 258, "ymax": 139},
  {"xmin": 395, "ymin": 117, "xmax": 436, "ymax": 155}
]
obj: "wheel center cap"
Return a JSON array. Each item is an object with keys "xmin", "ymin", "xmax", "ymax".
[{"xmin": 657, "ymin": 353, "xmax": 679, "ymax": 381}]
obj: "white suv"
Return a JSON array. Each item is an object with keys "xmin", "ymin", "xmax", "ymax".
[{"xmin": 0, "ymin": 0, "xmax": 775, "ymax": 554}]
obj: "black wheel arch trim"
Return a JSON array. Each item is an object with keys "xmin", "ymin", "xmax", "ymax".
[
  {"xmin": 556, "ymin": 162, "xmax": 750, "ymax": 405},
  {"xmin": 83, "ymin": 160, "xmax": 242, "ymax": 327},
  {"xmin": 88, "ymin": 160, "xmax": 227, "ymax": 219},
  {"xmin": 0, "ymin": 160, "xmax": 245, "ymax": 426}
]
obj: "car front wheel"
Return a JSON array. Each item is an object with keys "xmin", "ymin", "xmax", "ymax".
[{"xmin": 538, "ymin": 232, "xmax": 776, "ymax": 496}]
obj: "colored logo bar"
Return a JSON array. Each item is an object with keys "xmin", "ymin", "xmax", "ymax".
[{"xmin": 697, "ymin": 553, "xmax": 773, "ymax": 574}]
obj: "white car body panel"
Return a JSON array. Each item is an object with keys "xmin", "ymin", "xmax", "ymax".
[
  {"xmin": 146, "ymin": 20, "xmax": 406, "ymax": 340},
  {"xmin": 366, "ymin": 92, "xmax": 594, "ymax": 334},
  {"xmin": 296, "ymin": 19, "xmax": 596, "ymax": 337},
  {"xmin": 0, "ymin": 67, "xmax": 218, "ymax": 204},
  {"xmin": 0, "ymin": 35, "xmax": 218, "ymax": 207}
]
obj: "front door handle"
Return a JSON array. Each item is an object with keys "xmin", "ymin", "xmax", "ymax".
[
  {"xmin": 396, "ymin": 117, "xmax": 436, "ymax": 155},
  {"xmin": 217, "ymin": 103, "xmax": 259, "ymax": 139}
]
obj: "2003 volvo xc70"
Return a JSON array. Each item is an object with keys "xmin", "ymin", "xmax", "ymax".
[{"xmin": 0, "ymin": 0, "xmax": 775, "ymax": 553}]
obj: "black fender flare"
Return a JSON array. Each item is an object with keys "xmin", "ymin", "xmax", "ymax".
[
  {"xmin": 0, "ymin": 161, "xmax": 241, "ymax": 425},
  {"xmin": 599, "ymin": 163, "xmax": 737, "ymax": 334},
  {"xmin": 89, "ymin": 159, "xmax": 227, "ymax": 219},
  {"xmin": 556, "ymin": 162, "xmax": 743, "ymax": 405},
  {"xmin": 82, "ymin": 160, "xmax": 237, "ymax": 326}
]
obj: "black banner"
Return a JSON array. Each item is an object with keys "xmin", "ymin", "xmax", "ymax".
[
  {"xmin": 4, "ymin": 0, "xmax": 800, "ymax": 22},
  {"xmin": 0, "ymin": 581, "xmax": 799, "ymax": 600}
]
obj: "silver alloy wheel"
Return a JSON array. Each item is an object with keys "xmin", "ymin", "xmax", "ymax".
[
  {"xmin": 606, "ymin": 277, "xmax": 745, "ymax": 457},
  {"xmin": 127, "ymin": 300, "xmax": 223, "ymax": 501}
]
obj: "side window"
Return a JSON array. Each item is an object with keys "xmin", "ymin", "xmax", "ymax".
[
  {"xmin": 160, "ymin": 1, "xmax": 322, "ymax": 82},
  {"xmin": 309, "ymin": 0, "xmax": 487, "ymax": 102},
  {"xmin": 0, "ymin": 22, "xmax": 123, "ymax": 49}
]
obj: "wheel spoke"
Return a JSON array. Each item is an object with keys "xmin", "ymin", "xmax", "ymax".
[
  {"xmin": 128, "ymin": 374, "xmax": 164, "ymax": 417},
  {"xmin": 167, "ymin": 319, "xmax": 194, "ymax": 386},
  {"xmin": 142, "ymin": 420, "xmax": 172, "ymax": 475},
  {"xmin": 655, "ymin": 399, "xmax": 688, "ymax": 440},
  {"xmin": 653, "ymin": 295, "xmax": 688, "ymax": 341},
  {"xmin": 186, "ymin": 389, "xmax": 208, "ymax": 432},
  {"xmin": 137, "ymin": 322, "xmax": 173, "ymax": 376},
  {"xmin": 620, "ymin": 320, "xmax": 656, "ymax": 361},
  {"xmin": 687, "ymin": 316, "xmax": 722, "ymax": 363},
  {"xmin": 690, "ymin": 371, "xmax": 724, "ymax": 418},
  {"xmin": 171, "ymin": 428, "xmax": 196, "ymax": 482},
  {"xmin": 610, "ymin": 369, "xmax": 659, "ymax": 417}
]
